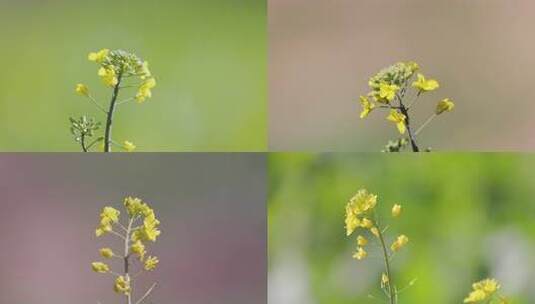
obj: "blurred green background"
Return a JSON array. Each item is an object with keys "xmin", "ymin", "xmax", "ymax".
[
  {"xmin": 0, "ymin": 0, "xmax": 266, "ymax": 151},
  {"xmin": 268, "ymin": 153, "xmax": 535, "ymax": 303}
]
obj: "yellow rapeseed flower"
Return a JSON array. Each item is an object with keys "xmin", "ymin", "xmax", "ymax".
[
  {"xmin": 142, "ymin": 213, "xmax": 161, "ymax": 241},
  {"xmin": 124, "ymin": 197, "xmax": 149, "ymax": 217},
  {"xmin": 464, "ymin": 278, "xmax": 500, "ymax": 303},
  {"xmin": 381, "ymin": 273, "xmax": 389, "ymax": 288},
  {"xmin": 132, "ymin": 212, "xmax": 161, "ymax": 242},
  {"xmin": 144, "ymin": 256, "xmax": 159, "ymax": 271},
  {"xmin": 88, "ymin": 49, "xmax": 110, "ymax": 63},
  {"xmin": 386, "ymin": 110, "xmax": 406, "ymax": 134},
  {"xmin": 91, "ymin": 262, "xmax": 110, "ymax": 273},
  {"xmin": 352, "ymin": 247, "xmax": 367, "ymax": 260},
  {"xmin": 392, "ymin": 204, "xmax": 402, "ymax": 217},
  {"xmin": 96, "ymin": 206, "xmax": 120, "ymax": 237},
  {"xmin": 99, "ymin": 248, "xmax": 114, "ymax": 258},
  {"xmin": 436, "ymin": 98, "xmax": 455, "ymax": 115},
  {"xmin": 357, "ymin": 235, "xmax": 368, "ymax": 246},
  {"xmin": 139, "ymin": 61, "xmax": 151, "ymax": 79},
  {"xmin": 474, "ymin": 279, "xmax": 500, "ymax": 294},
  {"xmin": 98, "ymin": 67, "xmax": 118, "ymax": 87},
  {"xmin": 136, "ymin": 78, "xmax": 156, "ymax": 103},
  {"xmin": 370, "ymin": 227, "xmax": 380, "ymax": 238},
  {"xmin": 406, "ymin": 61, "xmax": 420, "ymax": 73},
  {"xmin": 345, "ymin": 211, "xmax": 360, "ymax": 237},
  {"xmin": 412, "ymin": 73, "xmax": 439, "ymax": 92},
  {"xmin": 378, "ymin": 83, "xmax": 399, "ymax": 102},
  {"xmin": 114, "ymin": 275, "xmax": 131, "ymax": 295},
  {"xmin": 345, "ymin": 189, "xmax": 377, "ymax": 236},
  {"xmin": 360, "ymin": 218, "xmax": 373, "ymax": 228},
  {"xmin": 359, "ymin": 96, "xmax": 375, "ymax": 118},
  {"xmin": 391, "ymin": 234, "xmax": 409, "ymax": 251},
  {"xmin": 75, "ymin": 84, "xmax": 89, "ymax": 97},
  {"xmin": 123, "ymin": 141, "xmax": 136, "ymax": 152},
  {"xmin": 131, "ymin": 240, "xmax": 146, "ymax": 260}
]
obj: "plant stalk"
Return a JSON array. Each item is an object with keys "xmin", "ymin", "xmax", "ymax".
[
  {"xmin": 399, "ymin": 105, "xmax": 419, "ymax": 152},
  {"xmin": 377, "ymin": 226, "xmax": 396, "ymax": 304},
  {"xmin": 80, "ymin": 134, "xmax": 88, "ymax": 152},
  {"xmin": 104, "ymin": 74, "xmax": 123, "ymax": 152},
  {"xmin": 124, "ymin": 217, "xmax": 134, "ymax": 304},
  {"xmin": 415, "ymin": 114, "xmax": 437, "ymax": 136}
]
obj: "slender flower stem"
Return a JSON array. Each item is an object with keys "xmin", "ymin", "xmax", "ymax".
[
  {"xmin": 88, "ymin": 95, "xmax": 108, "ymax": 114},
  {"xmin": 117, "ymin": 97, "xmax": 135, "ymax": 106},
  {"xmin": 376, "ymin": 225, "xmax": 395, "ymax": 304},
  {"xmin": 86, "ymin": 137, "xmax": 103, "ymax": 151},
  {"xmin": 406, "ymin": 91, "xmax": 421, "ymax": 109},
  {"xmin": 415, "ymin": 114, "xmax": 437, "ymax": 136},
  {"xmin": 80, "ymin": 134, "xmax": 88, "ymax": 152},
  {"xmin": 117, "ymin": 222, "xmax": 129, "ymax": 233},
  {"xmin": 104, "ymin": 73, "xmax": 123, "ymax": 152},
  {"xmin": 135, "ymin": 283, "xmax": 157, "ymax": 304},
  {"xmin": 396, "ymin": 85, "xmax": 419, "ymax": 152},
  {"xmin": 124, "ymin": 217, "xmax": 134, "ymax": 304},
  {"xmin": 399, "ymin": 104, "xmax": 419, "ymax": 152},
  {"xmin": 110, "ymin": 230, "xmax": 126, "ymax": 240}
]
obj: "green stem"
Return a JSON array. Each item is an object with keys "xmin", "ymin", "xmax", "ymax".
[
  {"xmin": 104, "ymin": 74, "xmax": 123, "ymax": 152},
  {"xmin": 80, "ymin": 134, "xmax": 88, "ymax": 152},
  {"xmin": 88, "ymin": 95, "xmax": 108, "ymax": 114},
  {"xmin": 415, "ymin": 114, "xmax": 437, "ymax": 136},
  {"xmin": 86, "ymin": 137, "xmax": 103, "ymax": 151},
  {"xmin": 396, "ymin": 86, "xmax": 419, "ymax": 152},
  {"xmin": 399, "ymin": 104, "xmax": 419, "ymax": 152},
  {"xmin": 377, "ymin": 226, "xmax": 396, "ymax": 304}
]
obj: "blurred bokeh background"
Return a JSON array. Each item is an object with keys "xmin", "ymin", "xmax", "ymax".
[
  {"xmin": 0, "ymin": 0, "xmax": 266, "ymax": 151},
  {"xmin": 268, "ymin": 153, "xmax": 535, "ymax": 303},
  {"xmin": 269, "ymin": 0, "xmax": 535, "ymax": 151},
  {"xmin": 0, "ymin": 153, "xmax": 266, "ymax": 304}
]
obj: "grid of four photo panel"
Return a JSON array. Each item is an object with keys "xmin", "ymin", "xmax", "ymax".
[{"xmin": 1, "ymin": 0, "xmax": 534, "ymax": 304}]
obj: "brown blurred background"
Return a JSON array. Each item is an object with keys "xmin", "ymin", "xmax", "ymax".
[
  {"xmin": 0, "ymin": 154, "xmax": 265, "ymax": 304},
  {"xmin": 269, "ymin": 0, "xmax": 535, "ymax": 151}
]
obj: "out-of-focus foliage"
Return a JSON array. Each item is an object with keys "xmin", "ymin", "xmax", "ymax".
[
  {"xmin": 269, "ymin": 154, "xmax": 535, "ymax": 303},
  {"xmin": 0, "ymin": 0, "xmax": 266, "ymax": 151}
]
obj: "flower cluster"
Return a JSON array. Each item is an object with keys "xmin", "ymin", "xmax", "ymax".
[
  {"xmin": 91, "ymin": 197, "xmax": 161, "ymax": 303},
  {"xmin": 358, "ymin": 61, "xmax": 455, "ymax": 152},
  {"xmin": 345, "ymin": 189, "xmax": 409, "ymax": 304},
  {"xmin": 345, "ymin": 189, "xmax": 408, "ymax": 260},
  {"xmin": 69, "ymin": 116, "xmax": 101, "ymax": 152},
  {"xmin": 345, "ymin": 190, "xmax": 513, "ymax": 303},
  {"xmin": 88, "ymin": 49, "xmax": 153, "ymax": 92},
  {"xmin": 95, "ymin": 206, "xmax": 120, "ymax": 236},
  {"xmin": 70, "ymin": 48, "xmax": 157, "ymax": 152},
  {"xmin": 464, "ymin": 278, "xmax": 508, "ymax": 303}
]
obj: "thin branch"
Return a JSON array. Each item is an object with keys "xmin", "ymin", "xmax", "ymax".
[
  {"xmin": 116, "ymin": 98, "xmax": 135, "ymax": 106},
  {"xmin": 396, "ymin": 278, "xmax": 417, "ymax": 294},
  {"xmin": 406, "ymin": 91, "xmax": 421, "ymax": 109},
  {"xmin": 376, "ymin": 223, "xmax": 396, "ymax": 304},
  {"xmin": 110, "ymin": 230, "xmax": 126, "ymax": 240},
  {"xmin": 88, "ymin": 95, "xmax": 108, "ymax": 114},
  {"xmin": 377, "ymin": 105, "xmax": 401, "ymax": 110},
  {"xmin": 415, "ymin": 114, "xmax": 437, "ymax": 136},
  {"xmin": 398, "ymin": 104, "xmax": 419, "ymax": 152},
  {"xmin": 80, "ymin": 134, "xmax": 88, "ymax": 152},
  {"xmin": 116, "ymin": 222, "xmax": 129, "ymax": 233},
  {"xmin": 86, "ymin": 137, "xmax": 104, "ymax": 151},
  {"xmin": 133, "ymin": 270, "xmax": 144, "ymax": 278},
  {"xmin": 135, "ymin": 283, "xmax": 157, "ymax": 304}
]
